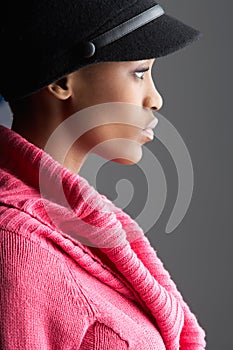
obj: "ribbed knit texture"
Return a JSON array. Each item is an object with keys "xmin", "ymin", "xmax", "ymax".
[{"xmin": 0, "ymin": 125, "xmax": 206, "ymax": 349}]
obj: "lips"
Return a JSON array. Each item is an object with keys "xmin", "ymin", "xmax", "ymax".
[
  {"xmin": 141, "ymin": 128, "xmax": 155, "ymax": 140},
  {"xmin": 141, "ymin": 117, "xmax": 158, "ymax": 141},
  {"xmin": 144, "ymin": 117, "xmax": 159, "ymax": 130}
]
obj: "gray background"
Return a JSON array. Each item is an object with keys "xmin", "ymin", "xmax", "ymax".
[{"xmin": 0, "ymin": 0, "xmax": 232, "ymax": 348}]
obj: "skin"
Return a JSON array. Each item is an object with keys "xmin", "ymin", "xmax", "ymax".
[{"xmin": 10, "ymin": 58, "xmax": 163, "ymax": 174}]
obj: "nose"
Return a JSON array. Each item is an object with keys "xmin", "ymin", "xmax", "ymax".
[{"xmin": 143, "ymin": 81, "xmax": 163, "ymax": 111}]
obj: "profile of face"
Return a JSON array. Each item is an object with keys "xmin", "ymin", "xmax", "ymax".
[{"xmin": 47, "ymin": 58, "xmax": 163, "ymax": 172}]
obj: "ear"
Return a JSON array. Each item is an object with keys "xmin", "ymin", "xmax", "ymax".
[{"xmin": 47, "ymin": 76, "xmax": 72, "ymax": 100}]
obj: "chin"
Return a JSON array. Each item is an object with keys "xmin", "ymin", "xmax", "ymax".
[
  {"xmin": 93, "ymin": 139, "xmax": 143, "ymax": 164},
  {"xmin": 111, "ymin": 147, "xmax": 143, "ymax": 165},
  {"xmin": 111, "ymin": 158, "xmax": 137, "ymax": 165}
]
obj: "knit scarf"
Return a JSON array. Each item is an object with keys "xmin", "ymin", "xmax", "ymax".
[{"xmin": 0, "ymin": 125, "xmax": 206, "ymax": 350}]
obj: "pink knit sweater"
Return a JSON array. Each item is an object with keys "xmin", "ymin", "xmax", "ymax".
[{"xmin": 0, "ymin": 125, "xmax": 206, "ymax": 349}]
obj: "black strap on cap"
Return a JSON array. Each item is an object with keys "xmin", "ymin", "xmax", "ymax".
[{"xmin": 79, "ymin": 4, "xmax": 165, "ymax": 58}]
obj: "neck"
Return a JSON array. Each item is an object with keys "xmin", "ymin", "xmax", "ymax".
[{"xmin": 11, "ymin": 111, "xmax": 88, "ymax": 175}]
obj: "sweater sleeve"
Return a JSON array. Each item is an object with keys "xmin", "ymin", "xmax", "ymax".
[{"xmin": 0, "ymin": 229, "xmax": 92, "ymax": 350}]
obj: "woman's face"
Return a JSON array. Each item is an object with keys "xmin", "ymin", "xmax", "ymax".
[{"xmin": 65, "ymin": 58, "xmax": 163, "ymax": 168}]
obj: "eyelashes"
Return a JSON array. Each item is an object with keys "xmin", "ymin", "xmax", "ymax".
[{"xmin": 134, "ymin": 67, "xmax": 150, "ymax": 80}]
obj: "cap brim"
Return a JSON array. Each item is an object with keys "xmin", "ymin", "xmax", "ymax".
[{"xmin": 93, "ymin": 13, "xmax": 202, "ymax": 62}]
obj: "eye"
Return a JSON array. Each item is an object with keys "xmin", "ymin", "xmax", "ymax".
[{"xmin": 134, "ymin": 67, "xmax": 150, "ymax": 80}]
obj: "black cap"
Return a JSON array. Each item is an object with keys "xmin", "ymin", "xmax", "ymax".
[{"xmin": 0, "ymin": 0, "xmax": 202, "ymax": 101}]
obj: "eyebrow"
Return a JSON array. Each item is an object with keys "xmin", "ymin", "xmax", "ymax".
[
  {"xmin": 142, "ymin": 59, "xmax": 156, "ymax": 66},
  {"xmin": 140, "ymin": 59, "xmax": 152, "ymax": 63},
  {"xmin": 141, "ymin": 59, "xmax": 156, "ymax": 67}
]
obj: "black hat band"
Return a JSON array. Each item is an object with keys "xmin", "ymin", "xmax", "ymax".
[{"xmin": 79, "ymin": 4, "xmax": 165, "ymax": 58}]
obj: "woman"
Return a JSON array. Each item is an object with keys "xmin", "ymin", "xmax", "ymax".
[{"xmin": 0, "ymin": 0, "xmax": 206, "ymax": 349}]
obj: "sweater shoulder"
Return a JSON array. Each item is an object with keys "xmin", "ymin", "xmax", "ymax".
[
  {"xmin": 0, "ymin": 204, "xmax": 98, "ymax": 318},
  {"xmin": 0, "ymin": 206, "xmax": 131, "ymax": 349},
  {"xmin": 0, "ymin": 229, "xmax": 101, "ymax": 349}
]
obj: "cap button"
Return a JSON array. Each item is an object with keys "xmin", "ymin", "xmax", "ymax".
[{"xmin": 81, "ymin": 42, "xmax": 96, "ymax": 58}]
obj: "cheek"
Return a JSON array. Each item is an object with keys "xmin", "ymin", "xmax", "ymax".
[
  {"xmin": 96, "ymin": 124, "xmax": 141, "ymax": 140},
  {"xmin": 74, "ymin": 71, "xmax": 142, "ymax": 109},
  {"xmin": 77, "ymin": 125, "xmax": 116, "ymax": 151},
  {"xmin": 88, "ymin": 77, "xmax": 140, "ymax": 104},
  {"xmin": 79, "ymin": 124, "xmax": 142, "ymax": 150},
  {"xmin": 115, "ymin": 125, "xmax": 142, "ymax": 139}
]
